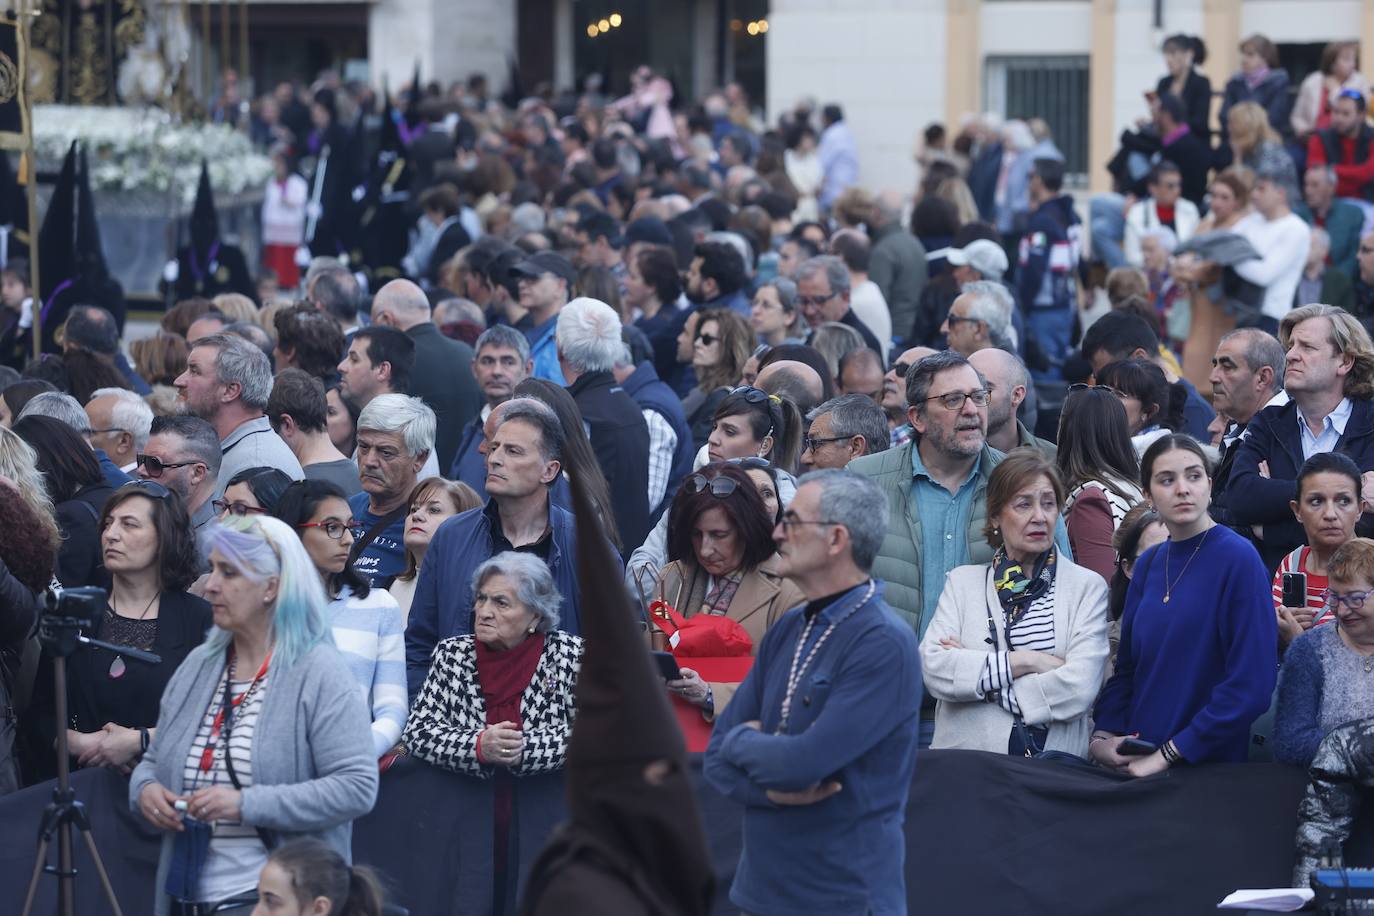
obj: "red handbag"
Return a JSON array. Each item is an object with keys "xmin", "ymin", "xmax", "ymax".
[{"xmin": 649, "ymin": 599, "xmax": 755, "ymax": 751}]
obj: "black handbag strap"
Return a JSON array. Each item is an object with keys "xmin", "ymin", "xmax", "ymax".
[
  {"xmin": 220, "ymin": 668, "xmax": 278, "ymax": 851},
  {"xmin": 347, "ymin": 504, "xmax": 409, "ymax": 567},
  {"xmin": 983, "ymin": 569, "xmax": 1041, "ymax": 758}
]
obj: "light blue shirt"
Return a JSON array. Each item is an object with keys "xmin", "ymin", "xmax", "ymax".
[
  {"xmin": 1297, "ymin": 397, "xmax": 1352, "ymax": 460},
  {"xmin": 910, "ymin": 443, "xmax": 1073, "ymax": 638},
  {"xmin": 526, "ymin": 313, "xmax": 566, "ymax": 386}
]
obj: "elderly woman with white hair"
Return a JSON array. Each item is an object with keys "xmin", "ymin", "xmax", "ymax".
[{"xmin": 402, "ymin": 551, "xmax": 583, "ymax": 911}]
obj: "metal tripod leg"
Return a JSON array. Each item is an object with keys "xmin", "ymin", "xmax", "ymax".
[{"xmin": 20, "ymin": 789, "xmax": 124, "ymax": 916}]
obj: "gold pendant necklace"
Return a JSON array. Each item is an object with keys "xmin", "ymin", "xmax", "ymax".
[{"xmin": 1162, "ymin": 526, "xmax": 1212, "ymax": 604}]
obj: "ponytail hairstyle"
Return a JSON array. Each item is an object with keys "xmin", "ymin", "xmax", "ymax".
[
  {"xmin": 266, "ymin": 838, "xmax": 385, "ymax": 916},
  {"xmin": 711, "ymin": 386, "xmax": 803, "ymax": 475}
]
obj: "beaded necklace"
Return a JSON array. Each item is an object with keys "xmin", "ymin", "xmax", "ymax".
[{"xmin": 777, "ymin": 580, "xmax": 876, "ymax": 734}]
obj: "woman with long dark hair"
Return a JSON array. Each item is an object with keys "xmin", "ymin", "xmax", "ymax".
[
  {"xmin": 513, "ymin": 377, "xmax": 623, "ymax": 553},
  {"xmin": 706, "ymin": 385, "xmax": 804, "ymax": 476},
  {"xmin": 13, "ymin": 414, "xmax": 113, "ymax": 587},
  {"xmin": 1056, "ymin": 386, "xmax": 1144, "ymax": 581},
  {"xmin": 1092, "ymin": 435, "xmax": 1276, "ymax": 773},
  {"xmin": 683, "ymin": 307, "xmax": 755, "ymax": 451},
  {"xmin": 276, "ymin": 480, "xmax": 408, "ymax": 758}
]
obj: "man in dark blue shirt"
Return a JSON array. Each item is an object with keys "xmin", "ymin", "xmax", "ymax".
[
  {"xmin": 347, "ymin": 393, "xmax": 434, "ymax": 588},
  {"xmin": 706, "ymin": 469, "xmax": 922, "ymax": 915}
]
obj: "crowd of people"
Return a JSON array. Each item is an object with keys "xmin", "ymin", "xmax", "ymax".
[{"xmin": 3, "ymin": 34, "xmax": 1374, "ymax": 912}]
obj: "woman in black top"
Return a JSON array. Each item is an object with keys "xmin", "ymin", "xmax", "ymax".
[
  {"xmin": 64, "ymin": 480, "xmax": 210, "ymax": 772},
  {"xmin": 1156, "ymin": 34, "xmax": 1212, "ymax": 142},
  {"xmin": 12, "ymin": 414, "xmax": 112, "ymax": 588}
]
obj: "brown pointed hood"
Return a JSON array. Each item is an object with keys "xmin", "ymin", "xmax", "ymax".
[{"xmin": 560, "ymin": 467, "xmax": 715, "ymax": 914}]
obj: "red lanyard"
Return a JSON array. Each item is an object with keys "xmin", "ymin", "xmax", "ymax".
[{"xmin": 199, "ymin": 649, "xmax": 271, "ymax": 773}]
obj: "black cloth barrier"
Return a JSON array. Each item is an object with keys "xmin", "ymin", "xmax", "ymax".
[{"xmin": 0, "ymin": 751, "xmax": 1370, "ymax": 915}]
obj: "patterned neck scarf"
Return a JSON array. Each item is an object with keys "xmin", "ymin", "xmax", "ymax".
[
  {"xmin": 702, "ymin": 572, "xmax": 743, "ymax": 615},
  {"xmin": 991, "ymin": 545, "xmax": 1057, "ymax": 626}
]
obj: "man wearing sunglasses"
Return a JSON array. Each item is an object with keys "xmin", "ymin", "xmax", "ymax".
[
  {"xmin": 137, "ymin": 415, "xmax": 222, "ymax": 569},
  {"xmin": 881, "ymin": 345, "xmax": 935, "ymax": 448}
]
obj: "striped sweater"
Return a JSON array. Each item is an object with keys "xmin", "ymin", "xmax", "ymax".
[{"xmin": 329, "ymin": 585, "xmax": 409, "ymax": 757}]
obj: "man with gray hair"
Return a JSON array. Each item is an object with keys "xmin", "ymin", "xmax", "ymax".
[
  {"xmin": 941, "ymin": 281, "xmax": 1013, "ymax": 357},
  {"xmin": 174, "ymin": 332, "xmax": 303, "ymax": 495},
  {"xmin": 1209, "ymin": 326, "xmax": 1286, "ymax": 525},
  {"xmin": 868, "ymin": 189, "xmax": 928, "ymax": 345},
  {"xmin": 796, "ymin": 255, "xmax": 883, "ymax": 359},
  {"xmin": 800, "ymin": 393, "xmax": 890, "ymax": 470},
  {"xmin": 348, "ymin": 393, "xmax": 437, "ymax": 588},
  {"xmin": 451, "ymin": 324, "xmax": 533, "ymax": 498},
  {"xmin": 85, "ymin": 387, "xmax": 153, "ymax": 475},
  {"xmin": 557, "ymin": 297, "xmax": 651, "ymax": 548},
  {"xmin": 18, "ymin": 390, "xmax": 133, "ymax": 487},
  {"xmin": 309, "ymin": 263, "xmax": 362, "ymax": 335},
  {"xmin": 706, "ymin": 468, "xmax": 921, "ymax": 916},
  {"xmin": 407, "ymin": 397, "xmax": 595, "ymax": 695},
  {"xmin": 138, "ymin": 414, "xmax": 223, "ymax": 568},
  {"xmin": 370, "ymin": 278, "xmax": 481, "ymax": 471},
  {"xmin": 1297, "ymin": 165, "xmax": 1362, "ymax": 277}
]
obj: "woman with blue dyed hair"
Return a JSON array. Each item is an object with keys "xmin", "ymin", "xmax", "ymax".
[{"xmin": 130, "ymin": 515, "xmax": 378, "ymax": 916}]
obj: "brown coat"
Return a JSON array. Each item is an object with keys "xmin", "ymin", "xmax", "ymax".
[{"xmin": 652, "ymin": 554, "xmax": 805, "ymax": 715}]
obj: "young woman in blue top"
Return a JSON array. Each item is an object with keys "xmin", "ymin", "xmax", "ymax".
[{"xmin": 1091, "ymin": 434, "xmax": 1277, "ymax": 774}]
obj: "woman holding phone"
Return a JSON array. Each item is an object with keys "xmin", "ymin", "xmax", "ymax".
[
  {"xmin": 1272, "ymin": 453, "xmax": 1362, "ymax": 649},
  {"xmin": 1091, "ymin": 434, "xmax": 1277, "ymax": 774}
]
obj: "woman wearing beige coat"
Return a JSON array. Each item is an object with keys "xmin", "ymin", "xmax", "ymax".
[{"xmin": 650, "ymin": 463, "xmax": 804, "ymax": 719}]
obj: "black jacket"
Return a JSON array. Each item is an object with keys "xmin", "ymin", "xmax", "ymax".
[
  {"xmin": 426, "ymin": 219, "xmax": 473, "ymax": 287},
  {"xmin": 55, "ymin": 483, "xmax": 113, "ymax": 589},
  {"xmin": 1227, "ymin": 397, "xmax": 1374, "ymax": 570},
  {"xmin": 566, "ymin": 371, "xmax": 651, "ymax": 551},
  {"xmin": 406, "ymin": 322, "xmax": 482, "ymax": 471},
  {"xmin": 1156, "ymin": 71, "xmax": 1214, "ymax": 143},
  {"xmin": 0, "ymin": 557, "xmax": 40, "ymax": 795}
]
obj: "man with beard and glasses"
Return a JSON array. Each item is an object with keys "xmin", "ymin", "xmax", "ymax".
[{"xmin": 849, "ymin": 350, "xmax": 1070, "ymax": 747}]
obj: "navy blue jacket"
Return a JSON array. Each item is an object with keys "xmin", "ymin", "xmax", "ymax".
[
  {"xmin": 1227, "ymin": 397, "xmax": 1374, "ymax": 568},
  {"xmin": 621, "ymin": 361, "xmax": 695, "ymax": 520},
  {"xmin": 404, "ymin": 499, "xmax": 586, "ymax": 697},
  {"xmin": 1017, "ymin": 194, "xmax": 1081, "ymax": 312},
  {"xmin": 449, "ymin": 415, "xmax": 489, "ymax": 500}
]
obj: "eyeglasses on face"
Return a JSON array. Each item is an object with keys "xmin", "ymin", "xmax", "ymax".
[
  {"xmin": 945, "ymin": 315, "xmax": 981, "ymax": 326},
  {"xmin": 803, "ymin": 434, "xmax": 849, "ymax": 452},
  {"xmin": 1323, "ymin": 587, "xmax": 1374, "ymax": 611},
  {"xmin": 796, "ymin": 292, "xmax": 836, "ymax": 307},
  {"xmin": 696, "ymin": 333, "xmax": 720, "ymax": 347},
  {"xmin": 135, "ymin": 454, "xmax": 202, "ymax": 478},
  {"xmin": 778, "ymin": 513, "xmax": 842, "ymax": 530},
  {"xmin": 686, "ymin": 474, "xmax": 739, "ymax": 499},
  {"xmin": 924, "ymin": 389, "xmax": 990, "ymax": 411},
  {"xmin": 891, "ymin": 361, "xmax": 913, "ymax": 379},
  {"xmin": 213, "ymin": 499, "xmax": 268, "ymax": 517},
  {"xmin": 87, "ymin": 427, "xmax": 127, "ymax": 436},
  {"xmin": 298, "ymin": 519, "xmax": 361, "ymax": 540}
]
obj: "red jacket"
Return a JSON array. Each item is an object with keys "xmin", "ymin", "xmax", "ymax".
[{"xmin": 1308, "ymin": 127, "xmax": 1374, "ymax": 199}]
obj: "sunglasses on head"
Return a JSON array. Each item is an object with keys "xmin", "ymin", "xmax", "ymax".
[
  {"xmin": 729, "ymin": 456, "xmax": 772, "ymax": 470},
  {"xmin": 729, "ymin": 385, "xmax": 778, "ymax": 405},
  {"xmin": 686, "ymin": 474, "xmax": 740, "ymax": 498},
  {"xmin": 134, "ymin": 455, "xmax": 201, "ymax": 478},
  {"xmin": 120, "ymin": 479, "xmax": 172, "ymax": 499}
]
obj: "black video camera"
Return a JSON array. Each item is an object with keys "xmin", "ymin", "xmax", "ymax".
[{"xmin": 38, "ymin": 586, "xmax": 107, "ymax": 657}]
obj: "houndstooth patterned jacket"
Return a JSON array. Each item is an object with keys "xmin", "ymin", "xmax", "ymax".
[{"xmin": 402, "ymin": 632, "xmax": 583, "ymax": 779}]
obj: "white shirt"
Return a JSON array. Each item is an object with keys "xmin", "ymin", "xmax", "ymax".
[
  {"xmin": 849, "ymin": 280, "xmax": 892, "ymax": 362},
  {"xmin": 261, "ymin": 174, "xmax": 309, "ymax": 246},
  {"xmin": 1233, "ymin": 211, "xmax": 1312, "ymax": 321},
  {"xmin": 1298, "ymin": 397, "xmax": 1352, "ymax": 460}
]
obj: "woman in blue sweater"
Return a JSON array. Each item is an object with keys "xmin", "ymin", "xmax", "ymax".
[
  {"xmin": 1274, "ymin": 538, "xmax": 1374, "ymax": 767},
  {"xmin": 1091, "ymin": 434, "xmax": 1277, "ymax": 774}
]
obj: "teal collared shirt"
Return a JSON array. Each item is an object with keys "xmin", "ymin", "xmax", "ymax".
[
  {"xmin": 911, "ymin": 445, "xmax": 982, "ymax": 634},
  {"xmin": 910, "ymin": 442, "xmax": 1073, "ymax": 637}
]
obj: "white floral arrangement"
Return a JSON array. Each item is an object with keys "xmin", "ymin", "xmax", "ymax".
[{"xmin": 32, "ymin": 105, "xmax": 272, "ymax": 205}]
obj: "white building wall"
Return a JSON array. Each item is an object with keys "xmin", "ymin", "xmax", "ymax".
[
  {"xmin": 979, "ymin": 1, "xmax": 1091, "ymax": 57},
  {"xmin": 1242, "ymin": 0, "xmax": 1361, "ymax": 43},
  {"xmin": 766, "ymin": 0, "xmax": 948, "ymax": 195},
  {"xmin": 369, "ymin": 0, "xmax": 517, "ymax": 93},
  {"xmin": 1111, "ymin": 0, "xmax": 1205, "ymax": 146}
]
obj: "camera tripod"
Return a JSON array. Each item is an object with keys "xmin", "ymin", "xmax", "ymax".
[{"xmin": 20, "ymin": 588, "xmax": 161, "ymax": 916}]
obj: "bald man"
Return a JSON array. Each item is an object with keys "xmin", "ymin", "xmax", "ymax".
[
  {"xmin": 968, "ymin": 347, "xmax": 1055, "ymax": 457},
  {"xmin": 837, "ymin": 347, "xmax": 885, "ymax": 403},
  {"xmin": 883, "ymin": 346, "xmax": 936, "ymax": 445},
  {"xmin": 756, "ymin": 359, "xmax": 825, "ymax": 416},
  {"xmin": 371, "ymin": 279, "xmax": 482, "ymax": 470}
]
